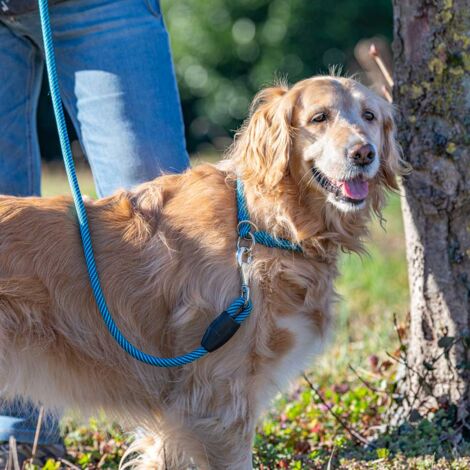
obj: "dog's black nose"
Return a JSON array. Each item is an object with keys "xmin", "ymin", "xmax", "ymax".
[{"xmin": 348, "ymin": 143, "xmax": 375, "ymax": 166}]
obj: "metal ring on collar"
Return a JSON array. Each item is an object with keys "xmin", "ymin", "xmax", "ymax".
[{"xmin": 237, "ymin": 220, "xmax": 258, "ymax": 235}]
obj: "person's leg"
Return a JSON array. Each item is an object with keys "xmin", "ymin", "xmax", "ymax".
[
  {"xmin": 0, "ymin": 16, "xmax": 63, "ymax": 461},
  {"xmin": 49, "ymin": 0, "xmax": 189, "ymax": 197},
  {"xmin": 0, "ymin": 399, "xmax": 61, "ymax": 444},
  {"xmin": 0, "ymin": 16, "xmax": 42, "ymax": 196}
]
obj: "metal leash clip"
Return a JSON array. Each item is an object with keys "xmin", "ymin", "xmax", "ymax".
[
  {"xmin": 236, "ymin": 245, "xmax": 252, "ymax": 306},
  {"xmin": 236, "ymin": 220, "xmax": 256, "ymax": 306}
]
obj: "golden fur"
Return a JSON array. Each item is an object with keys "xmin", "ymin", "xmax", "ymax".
[{"xmin": 0, "ymin": 76, "xmax": 404, "ymax": 469}]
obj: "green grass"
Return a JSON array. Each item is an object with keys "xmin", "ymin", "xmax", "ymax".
[
  {"xmin": 326, "ymin": 194, "xmax": 409, "ymax": 376},
  {"xmin": 41, "ymin": 163, "xmax": 97, "ymax": 198},
  {"xmin": 34, "ymin": 163, "xmax": 469, "ymax": 469}
]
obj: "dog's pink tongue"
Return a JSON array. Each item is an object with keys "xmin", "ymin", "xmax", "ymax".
[{"xmin": 340, "ymin": 179, "xmax": 369, "ymax": 200}]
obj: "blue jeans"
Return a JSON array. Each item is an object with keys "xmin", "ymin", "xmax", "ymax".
[
  {"xmin": 0, "ymin": 0, "xmax": 188, "ymax": 444},
  {"xmin": 0, "ymin": 0, "xmax": 188, "ymax": 197}
]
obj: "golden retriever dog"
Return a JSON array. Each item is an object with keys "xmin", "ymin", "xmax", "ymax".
[{"xmin": 0, "ymin": 76, "xmax": 403, "ymax": 469}]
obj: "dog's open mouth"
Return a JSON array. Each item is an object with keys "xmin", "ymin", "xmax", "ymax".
[{"xmin": 312, "ymin": 167, "xmax": 369, "ymax": 205}]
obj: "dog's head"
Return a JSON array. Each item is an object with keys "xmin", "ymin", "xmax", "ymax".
[{"xmin": 232, "ymin": 76, "xmax": 405, "ymax": 214}]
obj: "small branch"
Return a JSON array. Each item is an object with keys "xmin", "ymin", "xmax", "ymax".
[
  {"xmin": 302, "ymin": 373, "xmax": 370, "ymax": 446},
  {"xmin": 369, "ymin": 43, "xmax": 394, "ymax": 88},
  {"xmin": 405, "ymin": 382, "xmax": 426, "ymax": 421},
  {"xmin": 382, "ymin": 85, "xmax": 393, "ymax": 103},
  {"xmin": 326, "ymin": 445, "xmax": 336, "ymax": 470},
  {"xmin": 8, "ymin": 436, "xmax": 20, "ymax": 470},
  {"xmin": 430, "ymin": 336, "xmax": 461, "ymax": 366},
  {"xmin": 348, "ymin": 364, "xmax": 388, "ymax": 394},
  {"xmin": 97, "ymin": 453, "xmax": 109, "ymax": 468},
  {"xmin": 385, "ymin": 351, "xmax": 428, "ymax": 416},
  {"xmin": 392, "ymin": 313, "xmax": 405, "ymax": 350},
  {"xmin": 59, "ymin": 458, "xmax": 81, "ymax": 470},
  {"xmin": 385, "ymin": 352, "xmax": 427, "ymax": 382},
  {"xmin": 28, "ymin": 405, "xmax": 45, "ymax": 467},
  {"xmin": 386, "ymin": 348, "xmax": 440, "ymax": 421}
]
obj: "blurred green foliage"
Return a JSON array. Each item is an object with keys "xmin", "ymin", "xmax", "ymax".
[{"xmin": 161, "ymin": 0, "xmax": 393, "ymax": 153}]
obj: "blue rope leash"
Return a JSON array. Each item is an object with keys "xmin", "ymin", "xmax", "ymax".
[
  {"xmin": 38, "ymin": 0, "xmax": 300, "ymax": 367},
  {"xmin": 38, "ymin": 0, "xmax": 253, "ymax": 367},
  {"xmin": 236, "ymin": 179, "xmax": 303, "ymax": 253}
]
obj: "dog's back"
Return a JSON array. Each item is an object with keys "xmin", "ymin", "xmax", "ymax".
[{"xmin": 0, "ymin": 192, "xmax": 169, "ymax": 410}]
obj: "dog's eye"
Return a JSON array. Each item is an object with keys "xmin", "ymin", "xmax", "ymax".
[
  {"xmin": 312, "ymin": 112, "xmax": 327, "ymax": 123},
  {"xmin": 363, "ymin": 111, "xmax": 375, "ymax": 121}
]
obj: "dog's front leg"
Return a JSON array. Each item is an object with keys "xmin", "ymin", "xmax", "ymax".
[
  {"xmin": 167, "ymin": 415, "xmax": 254, "ymax": 470},
  {"xmin": 134, "ymin": 410, "xmax": 255, "ymax": 470},
  {"xmin": 192, "ymin": 423, "xmax": 254, "ymax": 470}
]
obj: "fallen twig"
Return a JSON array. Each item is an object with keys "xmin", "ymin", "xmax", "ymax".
[
  {"xmin": 326, "ymin": 445, "xmax": 336, "ymax": 470},
  {"xmin": 97, "ymin": 453, "xmax": 109, "ymax": 468},
  {"xmin": 348, "ymin": 364, "xmax": 388, "ymax": 395},
  {"xmin": 59, "ymin": 458, "xmax": 81, "ymax": 470},
  {"xmin": 30, "ymin": 406, "xmax": 45, "ymax": 465},
  {"xmin": 302, "ymin": 373, "xmax": 370, "ymax": 446},
  {"xmin": 8, "ymin": 436, "xmax": 20, "ymax": 470}
]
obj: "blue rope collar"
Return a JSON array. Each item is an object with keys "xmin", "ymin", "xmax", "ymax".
[{"xmin": 236, "ymin": 179, "xmax": 303, "ymax": 253}]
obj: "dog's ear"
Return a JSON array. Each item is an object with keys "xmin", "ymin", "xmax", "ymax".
[
  {"xmin": 379, "ymin": 106, "xmax": 410, "ymax": 191},
  {"xmin": 234, "ymin": 85, "xmax": 294, "ymax": 188}
]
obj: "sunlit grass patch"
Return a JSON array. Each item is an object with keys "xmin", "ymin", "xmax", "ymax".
[
  {"xmin": 324, "ymin": 192, "xmax": 408, "ymax": 375},
  {"xmin": 254, "ymin": 376, "xmax": 391, "ymax": 469},
  {"xmin": 42, "ymin": 163, "xmax": 97, "ymax": 199},
  {"xmin": 61, "ymin": 415, "xmax": 129, "ymax": 469}
]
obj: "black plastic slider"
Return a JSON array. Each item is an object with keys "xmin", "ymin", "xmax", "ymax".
[{"xmin": 201, "ymin": 311, "xmax": 240, "ymax": 352}]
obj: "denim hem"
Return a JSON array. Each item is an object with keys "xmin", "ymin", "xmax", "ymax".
[{"xmin": 0, "ymin": 428, "xmax": 62, "ymax": 445}]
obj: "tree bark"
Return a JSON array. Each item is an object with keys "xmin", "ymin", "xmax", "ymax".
[{"xmin": 392, "ymin": 0, "xmax": 470, "ymax": 423}]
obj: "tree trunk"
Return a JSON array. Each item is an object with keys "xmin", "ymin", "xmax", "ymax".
[{"xmin": 392, "ymin": 0, "xmax": 470, "ymax": 424}]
